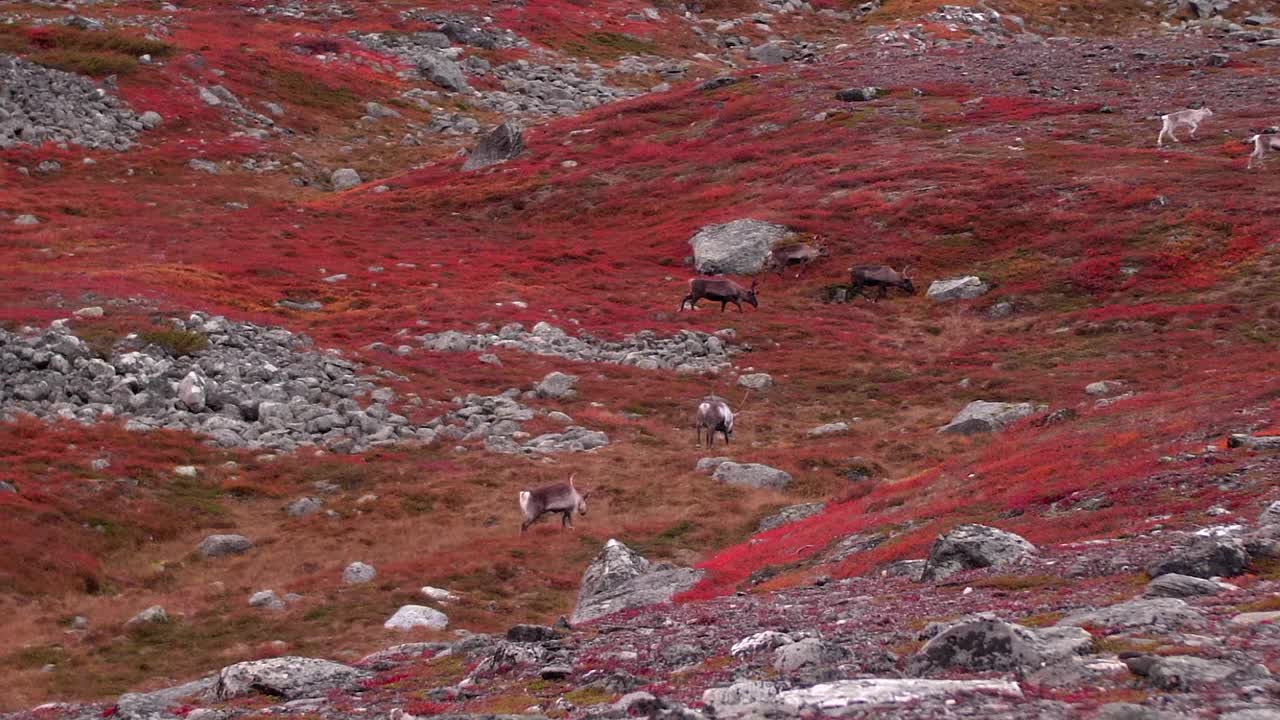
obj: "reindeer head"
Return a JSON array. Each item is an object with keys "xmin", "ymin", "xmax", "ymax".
[
  {"xmin": 899, "ymin": 266, "xmax": 917, "ymax": 294},
  {"xmin": 570, "ymin": 473, "xmax": 590, "ymax": 516},
  {"xmin": 745, "ymin": 279, "xmax": 759, "ymax": 308}
]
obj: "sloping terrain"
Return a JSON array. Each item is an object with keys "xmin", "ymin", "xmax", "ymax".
[{"xmin": 2, "ymin": 0, "xmax": 1280, "ymax": 717}]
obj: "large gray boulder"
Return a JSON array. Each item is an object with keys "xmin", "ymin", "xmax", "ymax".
[
  {"xmin": 689, "ymin": 219, "xmax": 792, "ymax": 275},
  {"xmin": 920, "ymin": 524, "xmax": 1036, "ymax": 581},
  {"xmin": 909, "ymin": 617, "xmax": 1091, "ymax": 675},
  {"xmin": 416, "ymin": 54, "xmax": 471, "ymax": 92},
  {"xmin": 939, "ymin": 400, "xmax": 1038, "ymax": 434},
  {"xmin": 1145, "ymin": 656, "xmax": 1241, "ymax": 690},
  {"xmin": 1146, "ymin": 535, "xmax": 1249, "ymax": 579},
  {"xmin": 463, "ymin": 122, "xmax": 524, "ymax": 171},
  {"xmin": 1143, "ymin": 573, "xmax": 1235, "ymax": 598},
  {"xmin": 927, "ymin": 276, "xmax": 990, "ymax": 301},
  {"xmin": 713, "ymin": 462, "xmax": 792, "ymax": 490},
  {"xmin": 570, "ymin": 539, "xmax": 702, "ymax": 624},
  {"xmin": 343, "ymin": 561, "xmax": 377, "ymax": 585},
  {"xmin": 773, "ymin": 638, "xmax": 847, "ymax": 675},
  {"xmin": 1058, "ymin": 598, "xmax": 1205, "ymax": 632},
  {"xmin": 213, "ymin": 657, "xmax": 366, "ymax": 700},
  {"xmin": 197, "ymin": 534, "xmax": 254, "ymax": 558},
  {"xmin": 331, "ymin": 168, "xmax": 361, "ymax": 191}
]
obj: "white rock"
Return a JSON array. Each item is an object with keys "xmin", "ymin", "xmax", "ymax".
[
  {"xmin": 343, "ymin": 562, "xmax": 377, "ymax": 585},
  {"xmin": 420, "ymin": 586, "xmax": 456, "ymax": 602},
  {"xmin": 174, "ymin": 465, "xmax": 198, "ymax": 477},
  {"xmin": 384, "ymin": 605, "xmax": 449, "ymax": 631},
  {"xmin": 73, "ymin": 306, "xmax": 104, "ymax": 318},
  {"xmin": 927, "ymin": 276, "xmax": 990, "ymax": 301}
]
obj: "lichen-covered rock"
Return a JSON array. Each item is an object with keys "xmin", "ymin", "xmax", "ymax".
[
  {"xmin": 713, "ymin": 462, "xmax": 792, "ymax": 490},
  {"xmin": 463, "ymin": 122, "xmax": 524, "ymax": 170},
  {"xmin": 571, "ymin": 539, "xmax": 702, "ymax": 624},
  {"xmin": 213, "ymin": 657, "xmax": 366, "ymax": 700},
  {"xmin": 909, "ymin": 618, "xmax": 1091, "ymax": 674},
  {"xmin": 920, "ymin": 524, "xmax": 1036, "ymax": 581},
  {"xmin": 689, "ymin": 219, "xmax": 792, "ymax": 275},
  {"xmin": 384, "ymin": 605, "xmax": 449, "ymax": 631},
  {"xmin": 1147, "ymin": 535, "xmax": 1249, "ymax": 580},
  {"xmin": 927, "ymin": 276, "xmax": 990, "ymax": 301},
  {"xmin": 939, "ymin": 400, "xmax": 1039, "ymax": 434},
  {"xmin": 1058, "ymin": 598, "xmax": 1205, "ymax": 633},
  {"xmin": 197, "ymin": 534, "xmax": 254, "ymax": 558}
]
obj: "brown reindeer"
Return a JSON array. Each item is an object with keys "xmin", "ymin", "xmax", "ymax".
[
  {"xmin": 695, "ymin": 396, "xmax": 735, "ymax": 446},
  {"xmin": 518, "ymin": 474, "xmax": 591, "ymax": 533},
  {"xmin": 766, "ymin": 241, "xmax": 830, "ymax": 278},
  {"xmin": 849, "ymin": 265, "xmax": 915, "ymax": 302},
  {"xmin": 680, "ymin": 277, "xmax": 759, "ymax": 313}
]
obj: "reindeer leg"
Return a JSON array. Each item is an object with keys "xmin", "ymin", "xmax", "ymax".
[{"xmin": 720, "ymin": 301, "xmax": 728, "ymax": 313}]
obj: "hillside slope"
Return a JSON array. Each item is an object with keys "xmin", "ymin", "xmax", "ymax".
[{"xmin": 2, "ymin": 0, "xmax": 1280, "ymax": 717}]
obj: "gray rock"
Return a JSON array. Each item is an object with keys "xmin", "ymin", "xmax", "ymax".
[
  {"xmin": 1143, "ymin": 573, "xmax": 1234, "ymax": 598},
  {"xmin": 737, "ymin": 372, "xmax": 773, "ymax": 390},
  {"xmin": 1260, "ymin": 500, "xmax": 1280, "ymax": 526},
  {"xmin": 197, "ymin": 534, "xmax": 254, "ymax": 558},
  {"xmin": 1146, "ymin": 535, "xmax": 1249, "ymax": 579},
  {"xmin": 807, "ymin": 422, "xmax": 848, "ymax": 437},
  {"xmin": 920, "ymin": 524, "xmax": 1036, "ymax": 581},
  {"xmin": 835, "ymin": 87, "xmax": 881, "ymax": 101},
  {"xmin": 125, "ymin": 605, "xmax": 168, "ymax": 628},
  {"xmin": 343, "ymin": 561, "xmax": 377, "ymax": 585},
  {"xmin": 731, "ymin": 631, "xmax": 793, "ymax": 656},
  {"xmin": 13, "ymin": 214, "xmax": 40, "ymax": 225},
  {"xmin": 747, "ymin": 42, "xmax": 794, "ymax": 65},
  {"xmin": 331, "ymin": 168, "xmax": 361, "ymax": 191},
  {"xmin": 117, "ymin": 677, "xmax": 216, "ymax": 720},
  {"xmin": 776, "ymin": 678, "xmax": 1022, "ymax": 712},
  {"xmin": 0, "ymin": 55, "xmax": 146, "ymax": 150},
  {"xmin": 139, "ymin": 111, "xmax": 163, "ymax": 129},
  {"xmin": 881, "ymin": 559, "xmax": 927, "ymax": 581},
  {"xmin": 1229, "ymin": 434, "xmax": 1280, "ymax": 450},
  {"xmin": 927, "ymin": 276, "xmax": 990, "ymax": 301},
  {"xmin": 533, "ymin": 371, "xmax": 577, "ymax": 399},
  {"xmin": 1095, "ymin": 703, "xmax": 1186, "ymax": 720},
  {"xmin": 696, "ymin": 456, "xmax": 731, "ymax": 474},
  {"xmin": 689, "ymin": 219, "xmax": 792, "ymax": 275},
  {"xmin": 463, "ymin": 122, "xmax": 524, "ymax": 171},
  {"xmin": 909, "ymin": 618, "xmax": 1091, "ymax": 674},
  {"xmin": 506, "ymin": 624, "xmax": 558, "ymax": 642},
  {"xmin": 698, "ymin": 76, "xmax": 738, "ymax": 91},
  {"xmin": 939, "ymin": 400, "xmax": 1038, "ymax": 434},
  {"xmin": 1058, "ymin": 598, "xmax": 1204, "ymax": 632},
  {"xmin": 570, "ymin": 539, "xmax": 703, "ymax": 624},
  {"xmin": 188, "ymin": 159, "xmax": 218, "ymax": 174},
  {"xmin": 0, "ymin": 481, "xmax": 15, "ymax": 494},
  {"xmin": 287, "ymin": 497, "xmax": 324, "ymax": 518},
  {"xmin": 416, "ymin": 54, "xmax": 471, "ymax": 93},
  {"xmin": 702, "ymin": 681, "xmax": 780, "ymax": 714},
  {"xmin": 757, "ymin": 502, "xmax": 825, "ymax": 532},
  {"xmin": 384, "ymin": 604, "xmax": 449, "ymax": 630},
  {"xmin": 213, "ymin": 657, "xmax": 366, "ymax": 700},
  {"xmin": 713, "ymin": 462, "xmax": 792, "ymax": 490},
  {"xmin": 248, "ymin": 590, "xmax": 285, "ymax": 611},
  {"xmin": 177, "ymin": 371, "xmax": 208, "ymax": 411},
  {"xmin": 1085, "ymin": 380, "xmax": 1126, "ymax": 396},
  {"xmin": 773, "ymin": 638, "xmax": 846, "ymax": 675},
  {"xmin": 1146, "ymin": 655, "xmax": 1238, "ymax": 690}
]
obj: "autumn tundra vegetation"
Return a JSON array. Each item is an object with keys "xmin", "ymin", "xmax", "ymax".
[{"xmin": 1, "ymin": 0, "xmax": 1280, "ymax": 717}]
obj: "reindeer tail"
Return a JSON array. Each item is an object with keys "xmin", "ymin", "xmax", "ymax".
[{"xmin": 518, "ymin": 491, "xmax": 532, "ymax": 519}]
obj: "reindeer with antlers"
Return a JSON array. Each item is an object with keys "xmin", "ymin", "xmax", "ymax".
[{"xmin": 765, "ymin": 237, "xmax": 830, "ymax": 278}]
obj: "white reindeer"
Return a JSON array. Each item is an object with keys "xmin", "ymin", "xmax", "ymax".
[
  {"xmin": 1157, "ymin": 107, "xmax": 1213, "ymax": 147},
  {"xmin": 1247, "ymin": 133, "xmax": 1280, "ymax": 169}
]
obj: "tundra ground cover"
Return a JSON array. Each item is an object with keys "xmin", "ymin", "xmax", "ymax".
[{"xmin": 1, "ymin": 0, "xmax": 1280, "ymax": 709}]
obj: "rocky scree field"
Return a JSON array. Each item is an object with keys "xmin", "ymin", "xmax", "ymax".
[{"xmin": 2, "ymin": 0, "xmax": 1280, "ymax": 718}]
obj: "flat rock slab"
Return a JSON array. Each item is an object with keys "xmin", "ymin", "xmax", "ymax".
[
  {"xmin": 939, "ymin": 400, "xmax": 1039, "ymax": 435},
  {"xmin": 778, "ymin": 678, "xmax": 1022, "ymax": 713},
  {"xmin": 1058, "ymin": 598, "xmax": 1205, "ymax": 633}
]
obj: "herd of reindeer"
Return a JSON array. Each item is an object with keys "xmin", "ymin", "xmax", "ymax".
[
  {"xmin": 516, "ymin": 107, "xmax": 1278, "ymax": 534},
  {"xmin": 519, "ymin": 237, "xmax": 914, "ymax": 533}
]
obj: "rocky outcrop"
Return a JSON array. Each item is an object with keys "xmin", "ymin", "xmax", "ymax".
[
  {"xmin": 409, "ymin": 322, "xmax": 735, "ymax": 373},
  {"xmin": 1, "ymin": 54, "xmax": 149, "ymax": 150},
  {"xmin": 0, "ymin": 315, "xmax": 437, "ymax": 454},
  {"xmin": 689, "ymin": 219, "xmax": 793, "ymax": 275},
  {"xmin": 712, "ymin": 462, "xmax": 792, "ymax": 490},
  {"xmin": 570, "ymin": 539, "xmax": 702, "ymax": 624},
  {"xmin": 920, "ymin": 524, "xmax": 1037, "ymax": 581},
  {"xmin": 463, "ymin": 122, "xmax": 524, "ymax": 170},
  {"xmin": 213, "ymin": 657, "xmax": 367, "ymax": 700},
  {"xmin": 939, "ymin": 400, "xmax": 1039, "ymax": 434}
]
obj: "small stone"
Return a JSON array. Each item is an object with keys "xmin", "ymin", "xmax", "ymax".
[
  {"xmin": 343, "ymin": 562, "xmax": 377, "ymax": 585},
  {"xmin": 331, "ymin": 168, "xmax": 362, "ymax": 191},
  {"xmin": 14, "ymin": 215, "xmax": 40, "ymax": 226}
]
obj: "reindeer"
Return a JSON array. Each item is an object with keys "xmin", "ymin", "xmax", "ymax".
[
  {"xmin": 849, "ymin": 265, "xmax": 915, "ymax": 302},
  {"xmin": 1157, "ymin": 107, "xmax": 1213, "ymax": 147},
  {"xmin": 680, "ymin": 277, "xmax": 758, "ymax": 313},
  {"xmin": 518, "ymin": 474, "xmax": 591, "ymax": 533},
  {"xmin": 766, "ymin": 241, "xmax": 830, "ymax": 278},
  {"xmin": 695, "ymin": 395, "xmax": 735, "ymax": 447},
  {"xmin": 1247, "ymin": 132, "xmax": 1280, "ymax": 169}
]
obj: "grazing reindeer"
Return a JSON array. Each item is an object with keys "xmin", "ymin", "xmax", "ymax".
[
  {"xmin": 695, "ymin": 395, "xmax": 735, "ymax": 447},
  {"xmin": 766, "ymin": 241, "xmax": 830, "ymax": 278},
  {"xmin": 1247, "ymin": 132, "xmax": 1280, "ymax": 169},
  {"xmin": 518, "ymin": 474, "xmax": 591, "ymax": 533},
  {"xmin": 680, "ymin": 277, "xmax": 759, "ymax": 313},
  {"xmin": 1157, "ymin": 107, "xmax": 1213, "ymax": 147},
  {"xmin": 849, "ymin": 265, "xmax": 915, "ymax": 302}
]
